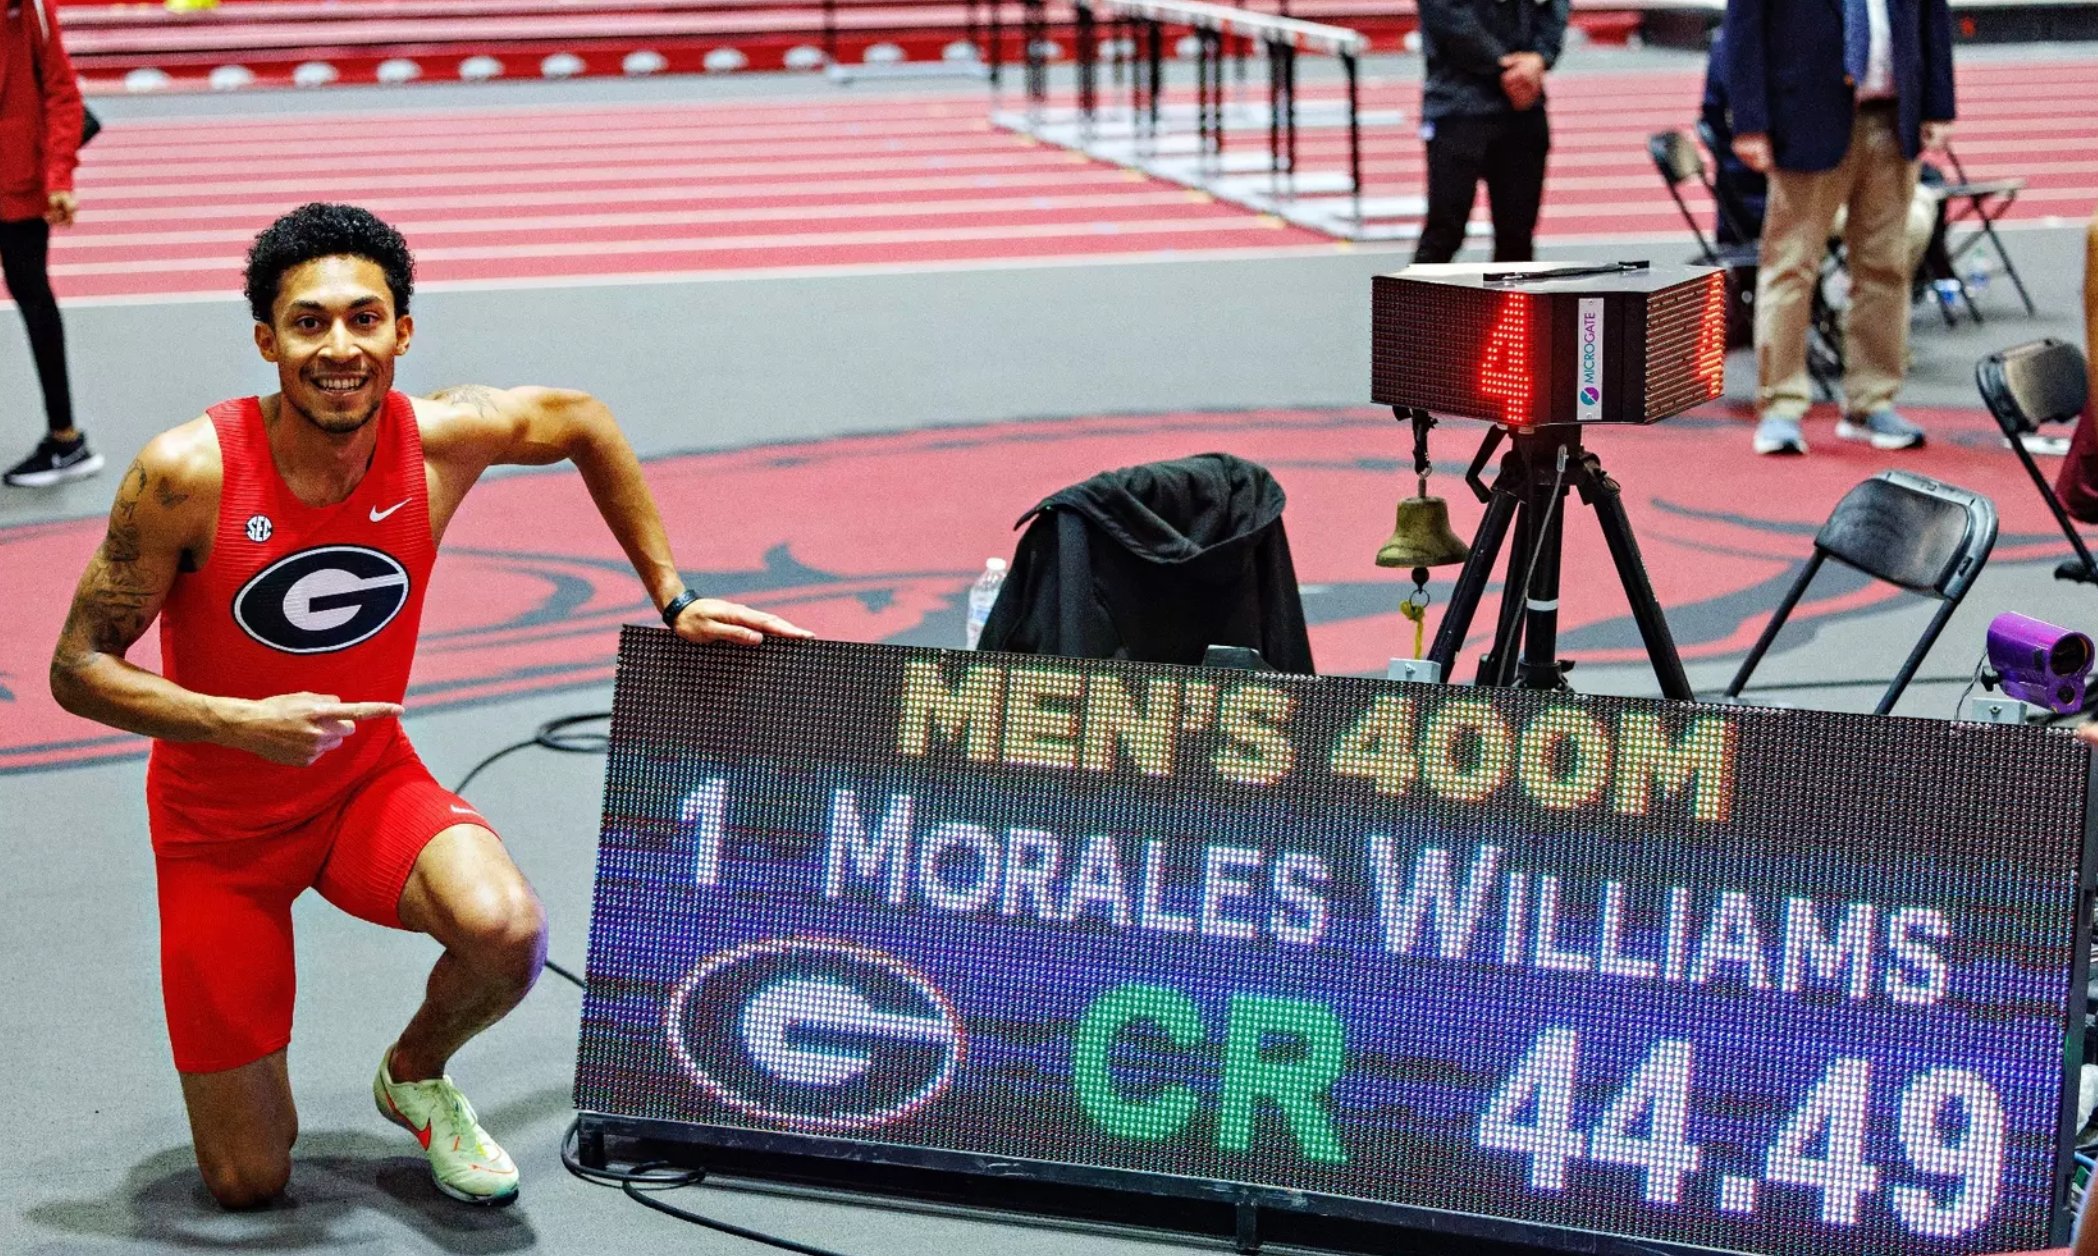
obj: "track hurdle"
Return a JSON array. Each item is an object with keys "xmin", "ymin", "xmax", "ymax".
[{"xmin": 992, "ymin": 0, "xmax": 1418, "ymax": 240}]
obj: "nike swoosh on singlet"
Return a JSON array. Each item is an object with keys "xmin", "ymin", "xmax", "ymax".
[{"xmin": 370, "ymin": 500, "xmax": 409, "ymax": 522}]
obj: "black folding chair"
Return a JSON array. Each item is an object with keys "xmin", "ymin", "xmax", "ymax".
[
  {"xmin": 1940, "ymin": 146, "xmax": 2035, "ymax": 317},
  {"xmin": 1724, "ymin": 471, "xmax": 1998, "ymax": 714},
  {"xmin": 1648, "ymin": 129, "xmax": 1760, "ymax": 270},
  {"xmin": 1649, "ymin": 128, "xmax": 1762, "ymax": 352},
  {"xmin": 1693, "ymin": 120, "xmax": 1768, "ymax": 255},
  {"xmin": 1976, "ymin": 338, "xmax": 2098, "ymax": 585}
]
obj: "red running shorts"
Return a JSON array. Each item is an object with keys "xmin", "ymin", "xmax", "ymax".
[{"xmin": 149, "ymin": 746, "xmax": 496, "ymax": 1074}]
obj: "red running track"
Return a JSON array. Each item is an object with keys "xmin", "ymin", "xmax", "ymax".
[
  {"xmin": 41, "ymin": 57, "xmax": 2095, "ymax": 303},
  {"xmin": 49, "ymin": 94, "xmax": 1337, "ymax": 301}
]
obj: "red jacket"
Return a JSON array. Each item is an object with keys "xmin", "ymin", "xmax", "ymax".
[{"xmin": 0, "ymin": 0, "xmax": 82, "ymax": 223}]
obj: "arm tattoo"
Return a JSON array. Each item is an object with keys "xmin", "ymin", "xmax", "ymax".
[
  {"xmin": 104, "ymin": 458, "xmax": 146, "ymax": 562},
  {"xmin": 53, "ymin": 459, "xmax": 169, "ymax": 675},
  {"xmin": 431, "ymin": 384, "xmax": 507, "ymax": 422}
]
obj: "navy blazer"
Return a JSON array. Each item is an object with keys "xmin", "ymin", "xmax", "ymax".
[{"xmin": 1722, "ymin": 0, "xmax": 1955, "ymax": 173}]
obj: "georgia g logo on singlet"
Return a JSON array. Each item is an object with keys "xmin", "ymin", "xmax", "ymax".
[{"xmin": 232, "ymin": 545, "xmax": 411, "ymax": 654}]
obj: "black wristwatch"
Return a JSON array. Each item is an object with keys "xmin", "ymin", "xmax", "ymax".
[{"xmin": 660, "ymin": 588, "xmax": 702, "ymax": 628}]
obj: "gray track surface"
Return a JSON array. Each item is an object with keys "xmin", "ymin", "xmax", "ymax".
[{"xmin": 3, "ymin": 50, "xmax": 2096, "ymax": 1255}]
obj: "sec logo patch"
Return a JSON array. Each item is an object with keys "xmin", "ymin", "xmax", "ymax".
[
  {"xmin": 232, "ymin": 545, "xmax": 411, "ymax": 654},
  {"xmin": 665, "ymin": 937, "xmax": 963, "ymax": 1133},
  {"xmin": 245, "ymin": 514, "xmax": 272, "ymax": 543}
]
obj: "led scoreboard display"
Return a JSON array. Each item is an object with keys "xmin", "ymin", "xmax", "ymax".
[
  {"xmin": 1370, "ymin": 263, "xmax": 1730, "ymax": 427},
  {"xmin": 576, "ymin": 632, "xmax": 2094, "ymax": 1256}
]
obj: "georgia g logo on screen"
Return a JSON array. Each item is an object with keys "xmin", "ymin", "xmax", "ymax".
[
  {"xmin": 232, "ymin": 545, "xmax": 411, "ymax": 654},
  {"xmin": 664, "ymin": 937, "xmax": 965, "ymax": 1133}
]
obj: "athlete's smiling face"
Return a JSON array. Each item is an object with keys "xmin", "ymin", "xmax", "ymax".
[{"xmin": 254, "ymin": 255, "xmax": 414, "ymax": 436}]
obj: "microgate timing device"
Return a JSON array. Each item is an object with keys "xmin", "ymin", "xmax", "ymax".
[{"xmin": 1371, "ymin": 261, "xmax": 1729, "ymax": 428}]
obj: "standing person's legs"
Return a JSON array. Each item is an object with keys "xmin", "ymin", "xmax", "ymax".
[
  {"xmin": 1, "ymin": 216, "xmax": 99, "ymax": 486},
  {"xmin": 1838, "ymin": 107, "xmax": 1923, "ymax": 425},
  {"xmin": 0, "ymin": 217, "xmax": 75, "ymax": 436},
  {"xmin": 1753, "ymin": 156, "xmax": 1851, "ymax": 441},
  {"xmin": 1414, "ymin": 115, "xmax": 1492, "ymax": 264},
  {"xmin": 1481, "ymin": 108, "xmax": 1551, "ymax": 263}
]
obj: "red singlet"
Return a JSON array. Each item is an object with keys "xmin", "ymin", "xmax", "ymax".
[
  {"xmin": 145, "ymin": 393, "xmax": 493, "ymax": 1074},
  {"xmin": 148, "ymin": 391, "xmax": 435, "ymax": 836}
]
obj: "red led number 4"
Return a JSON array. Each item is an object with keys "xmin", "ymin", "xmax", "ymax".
[
  {"xmin": 1694, "ymin": 273, "xmax": 1727, "ymax": 399},
  {"xmin": 1479, "ymin": 297, "xmax": 1533, "ymax": 425}
]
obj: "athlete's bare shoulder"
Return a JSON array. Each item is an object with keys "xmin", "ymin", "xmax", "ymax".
[
  {"xmin": 141, "ymin": 414, "xmax": 222, "ymax": 480},
  {"xmin": 127, "ymin": 415, "xmax": 223, "ymax": 549},
  {"xmin": 412, "ymin": 384, "xmax": 597, "ymax": 470},
  {"xmin": 412, "ymin": 385, "xmax": 523, "ymax": 464}
]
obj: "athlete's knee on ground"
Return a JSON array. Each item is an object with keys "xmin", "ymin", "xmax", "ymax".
[{"xmin": 199, "ymin": 1147, "xmax": 291, "ymax": 1210}]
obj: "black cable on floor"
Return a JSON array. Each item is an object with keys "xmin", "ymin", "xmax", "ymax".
[
  {"xmin": 616, "ymin": 1182, "xmax": 855, "ymax": 1256},
  {"xmin": 558, "ymin": 1117, "xmax": 702, "ymax": 1187},
  {"xmin": 557, "ymin": 1117, "xmax": 868, "ymax": 1255},
  {"xmin": 622, "ymin": 1168, "xmax": 863, "ymax": 1256},
  {"xmin": 448, "ymin": 712, "xmax": 613, "ymax": 990}
]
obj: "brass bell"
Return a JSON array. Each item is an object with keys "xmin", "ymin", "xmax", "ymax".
[{"xmin": 1376, "ymin": 494, "xmax": 1470, "ymax": 569}]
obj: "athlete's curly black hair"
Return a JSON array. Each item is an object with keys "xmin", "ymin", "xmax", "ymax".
[{"xmin": 243, "ymin": 203, "xmax": 415, "ymax": 325}]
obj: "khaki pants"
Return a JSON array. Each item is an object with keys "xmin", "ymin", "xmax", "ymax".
[{"xmin": 1754, "ymin": 107, "xmax": 1921, "ymax": 420}]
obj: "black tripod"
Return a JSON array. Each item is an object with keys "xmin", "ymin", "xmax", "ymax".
[{"xmin": 1423, "ymin": 415, "xmax": 1694, "ymax": 701}]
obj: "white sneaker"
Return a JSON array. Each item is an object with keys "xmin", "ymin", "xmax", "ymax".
[
  {"xmin": 1835, "ymin": 407, "xmax": 1926, "ymax": 450},
  {"xmin": 2007, "ymin": 431, "xmax": 2072, "ymax": 457},
  {"xmin": 373, "ymin": 1046, "xmax": 520, "ymax": 1206},
  {"xmin": 1752, "ymin": 415, "xmax": 1807, "ymax": 455}
]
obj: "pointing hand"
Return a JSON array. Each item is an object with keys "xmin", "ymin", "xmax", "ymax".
[{"xmin": 225, "ymin": 691, "xmax": 404, "ymax": 765}]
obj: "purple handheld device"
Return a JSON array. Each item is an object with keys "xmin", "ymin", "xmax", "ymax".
[{"xmin": 1986, "ymin": 612, "xmax": 2093, "ymax": 714}]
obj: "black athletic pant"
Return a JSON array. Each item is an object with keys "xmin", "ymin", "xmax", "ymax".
[
  {"xmin": 1412, "ymin": 109, "xmax": 1552, "ymax": 265},
  {"xmin": 0, "ymin": 217, "xmax": 75, "ymax": 435}
]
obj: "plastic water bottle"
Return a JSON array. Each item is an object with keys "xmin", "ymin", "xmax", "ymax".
[{"xmin": 965, "ymin": 558, "xmax": 1007, "ymax": 650}]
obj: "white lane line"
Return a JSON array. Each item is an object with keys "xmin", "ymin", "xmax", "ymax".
[
  {"xmin": 74, "ymin": 133, "xmax": 1035, "ymax": 180},
  {"xmin": 48, "ymin": 215, "xmax": 1306, "ymax": 277},
  {"xmin": 75, "ymin": 117, "xmax": 1012, "ymax": 162},
  {"xmin": 47, "ymin": 193, "xmax": 1218, "ymax": 250},
  {"xmin": 11, "ymin": 241, "xmax": 1370, "ymax": 309},
  {"xmin": 72, "ymin": 150, "xmax": 1102, "ymax": 200},
  {"xmin": 61, "ymin": 170, "xmax": 1153, "ymax": 222}
]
